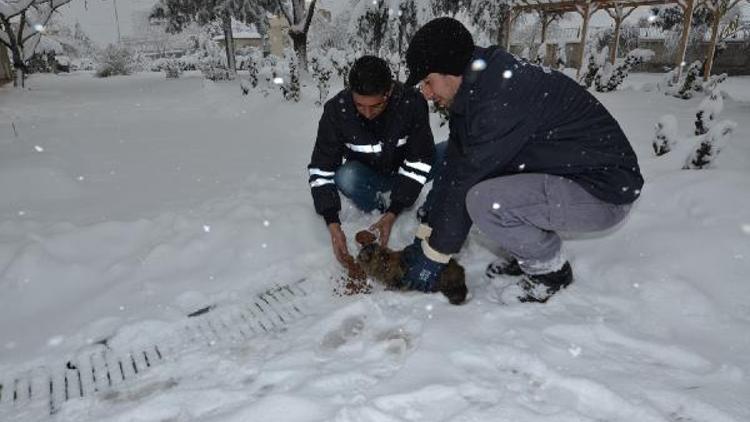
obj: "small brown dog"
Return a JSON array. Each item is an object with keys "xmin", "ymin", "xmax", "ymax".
[{"xmin": 354, "ymin": 230, "xmax": 467, "ymax": 305}]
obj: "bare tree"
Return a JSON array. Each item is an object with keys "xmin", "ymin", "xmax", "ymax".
[
  {"xmin": 275, "ymin": 0, "xmax": 317, "ymax": 70},
  {"xmin": 0, "ymin": 0, "xmax": 73, "ymax": 87}
]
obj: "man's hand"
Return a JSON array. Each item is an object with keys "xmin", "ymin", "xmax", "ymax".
[
  {"xmin": 369, "ymin": 212, "xmax": 397, "ymax": 247},
  {"xmin": 328, "ymin": 223, "xmax": 351, "ymax": 265}
]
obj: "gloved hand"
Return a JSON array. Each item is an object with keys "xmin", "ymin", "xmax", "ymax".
[{"xmin": 402, "ymin": 241, "xmax": 447, "ymax": 292}]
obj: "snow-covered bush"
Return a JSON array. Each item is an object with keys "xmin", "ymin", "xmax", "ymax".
[
  {"xmin": 150, "ymin": 56, "xmax": 199, "ymax": 73},
  {"xmin": 244, "ymin": 49, "xmax": 264, "ymax": 89},
  {"xmin": 96, "ymin": 44, "xmax": 135, "ymax": 77},
  {"xmin": 684, "ymin": 120, "xmax": 737, "ymax": 169},
  {"xmin": 163, "ymin": 59, "xmax": 183, "ymax": 79},
  {"xmin": 276, "ymin": 50, "xmax": 300, "ymax": 102},
  {"xmin": 310, "ymin": 55, "xmax": 333, "ymax": 107},
  {"xmin": 663, "ymin": 61, "xmax": 728, "ymax": 100},
  {"xmin": 329, "ymin": 48, "xmax": 355, "ymax": 90},
  {"xmin": 652, "ymin": 115, "xmax": 679, "ymax": 156},
  {"xmin": 695, "ymin": 89, "xmax": 723, "ymax": 136},
  {"xmin": 255, "ymin": 54, "xmax": 279, "ymax": 97},
  {"xmin": 533, "ymin": 42, "xmax": 547, "ymax": 65},
  {"xmin": 580, "ymin": 47, "xmax": 608, "ymax": 88},
  {"xmin": 594, "ymin": 49, "xmax": 654, "ymax": 92}
]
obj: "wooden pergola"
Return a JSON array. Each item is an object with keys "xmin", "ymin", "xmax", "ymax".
[{"xmin": 504, "ymin": 0, "xmax": 747, "ymax": 80}]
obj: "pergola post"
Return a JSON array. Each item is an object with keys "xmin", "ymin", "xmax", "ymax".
[
  {"xmin": 674, "ymin": 0, "xmax": 695, "ymax": 81},
  {"xmin": 576, "ymin": 1, "xmax": 594, "ymax": 78},
  {"xmin": 703, "ymin": 2, "xmax": 722, "ymax": 80},
  {"xmin": 702, "ymin": 0, "xmax": 742, "ymax": 80},
  {"xmin": 504, "ymin": 8, "xmax": 513, "ymax": 50},
  {"xmin": 605, "ymin": 4, "xmax": 635, "ymax": 64},
  {"xmin": 504, "ymin": 8, "xmax": 523, "ymax": 51}
]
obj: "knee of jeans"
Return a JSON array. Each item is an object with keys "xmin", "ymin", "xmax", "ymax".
[{"xmin": 334, "ymin": 163, "xmax": 362, "ymax": 195}]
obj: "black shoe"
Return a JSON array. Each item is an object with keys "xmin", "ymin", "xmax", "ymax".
[
  {"xmin": 517, "ymin": 262, "xmax": 573, "ymax": 303},
  {"xmin": 485, "ymin": 257, "xmax": 524, "ymax": 278}
]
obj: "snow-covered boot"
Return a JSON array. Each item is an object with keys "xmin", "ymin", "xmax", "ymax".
[
  {"xmin": 516, "ymin": 262, "xmax": 573, "ymax": 303},
  {"xmin": 485, "ymin": 257, "xmax": 523, "ymax": 279}
]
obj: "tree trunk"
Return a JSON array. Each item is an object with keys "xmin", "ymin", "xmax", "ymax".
[
  {"xmin": 611, "ymin": 17, "xmax": 622, "ymax": 64},
  {"xmin": 289, "ymin": 31, "xmax": 308, "ymax": 71},
  {"xmin": 221, "ymin": 10, "xmax": 236, "ymax": 77},
  {"xmin": 1, "ymin": 17, "xmax": 25, "ymax": 87}
]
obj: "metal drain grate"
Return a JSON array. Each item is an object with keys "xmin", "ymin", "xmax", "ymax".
[{"xmin": 0, "ymin": 279, "xmax": 309, "ymax": 418}]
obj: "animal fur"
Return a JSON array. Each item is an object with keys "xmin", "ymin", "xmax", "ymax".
[{"xmin": 354, "ymin": 230, "xmax": 467, "ymax": 305}]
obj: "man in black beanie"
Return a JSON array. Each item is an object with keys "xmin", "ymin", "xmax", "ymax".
[
  {"xmin": 400, "ymin": 17, "xmax": 644, "ymax": 303},
  {"xmin": 308, "ymin": 55, "xmax": 445, "ymax": 266}
]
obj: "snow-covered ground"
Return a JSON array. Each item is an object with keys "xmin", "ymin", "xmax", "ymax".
[{"xmin": 1, "ymin": 70, "xmax": 749, "ymax": 421}]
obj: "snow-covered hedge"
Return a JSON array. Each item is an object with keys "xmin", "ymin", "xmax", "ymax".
[
  {"xmin": 594, "ymin": 49, "xmax": 654, "ymax": 93},
  {"xmin": 662, "ymin": 61, "xmax": 728, "ymax": 100},
  {"xmin": 652, "ymin": 91, "xmax": 738, "ymax": 169},
  {"xmin": 96, "ymin": 44, "xmax": 135, "ymax": 78},
  {"xmin": 652, "ymin": 115, "xmax": 679, "ymax": 156}
]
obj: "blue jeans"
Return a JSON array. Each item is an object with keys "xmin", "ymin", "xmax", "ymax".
[{"xmin": 335, "ymin": 142, "xmax": 447, "ymax": 213}]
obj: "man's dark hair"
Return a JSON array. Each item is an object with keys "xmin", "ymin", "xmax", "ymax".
[{"xmin": 349, "ymin": 56, "xmax": 393, "ymax": 95}]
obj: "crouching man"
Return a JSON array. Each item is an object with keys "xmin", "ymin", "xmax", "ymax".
[
  {"xmin": 401, "ymin": 18, "xmax": 644, "ymax": 303},
  {"xmin": 308, "ymin": 56, "xmax": 441, "ymax": 265}
]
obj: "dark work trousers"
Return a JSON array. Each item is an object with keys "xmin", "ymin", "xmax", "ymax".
[{"xmin": 465, "ymin": 173, "xmax": 632, "ymax": 274}]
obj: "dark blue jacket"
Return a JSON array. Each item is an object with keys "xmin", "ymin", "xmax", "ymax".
[
  {"xmin": 427, "ymin": 46, "xmax": 644, "ymax": 254},
  {"xmin": 309, "ymin": 82, "xmax": 435, "ymax": 225}
]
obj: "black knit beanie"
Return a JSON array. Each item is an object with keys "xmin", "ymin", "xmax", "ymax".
[{"xmin": 405, "ymin": 17, "xmax": 475, "ymax": 87}]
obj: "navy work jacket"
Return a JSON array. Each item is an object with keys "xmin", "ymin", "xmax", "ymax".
[{"xmin": 427, "ymin": 46, "xmax": 644, "ymax": 254}]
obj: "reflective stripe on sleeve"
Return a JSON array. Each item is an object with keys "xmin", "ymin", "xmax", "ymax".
[{"xmin": 398, "ymin": 167, "xmax": 427, "ymax": 185}]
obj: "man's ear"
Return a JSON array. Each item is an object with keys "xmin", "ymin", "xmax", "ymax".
[{"xmin": 386, "ymin": 84, "xmax": 394, "ymax": 99}]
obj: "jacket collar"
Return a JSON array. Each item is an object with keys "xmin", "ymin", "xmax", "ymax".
[{"xmin": 449, "ymin": 46, "xmax": 494, "ymax": 116}]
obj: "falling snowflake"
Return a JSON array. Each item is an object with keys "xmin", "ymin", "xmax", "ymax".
[
  {"xmin": 263, "ymin": 220, "xmax": 270, "ymax": 227},
  {"xmin": 518, "ymin": 163, "xmax": 526, "ymax": 171},
  {"xmin": 502, "ymin": 70, "xmax": 513, "ymax": 79},
  {"xmin": 48, "ymin": 336, "xmax": 64, "ymax": 346},
  {"xmin": 741, "ymin": 224, "xmax": 750, "ymax": 235},
  {"xmin": 471, "ymin": 59, "xmax": 487, "ymax": 71},
  {"xmin": 568, "ymin": 345, "xmax": 582, "ymax": 357},
  {"xmin": 34, "ymin": 145, "xmax": 44, "ymax": 152},
  {"xmin": 273, "ymin": 77, "xmax": 284, "ymax": 85},
  {"xmin": 492, "ymin": 203, "xmax": 501, "ymax": 210},
  {"xmin": 203, "ymin": 225, "xmax": 211, "ymax": 233}
]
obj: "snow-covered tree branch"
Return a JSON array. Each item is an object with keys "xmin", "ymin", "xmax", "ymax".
[{"xmin": 0, "ymin": 0, "xmax": 72, "ymax": 87}]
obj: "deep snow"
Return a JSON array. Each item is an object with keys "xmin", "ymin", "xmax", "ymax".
[{"xmin": 0, "ymin": 70, "xmax": 749, "ymax": 421}]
